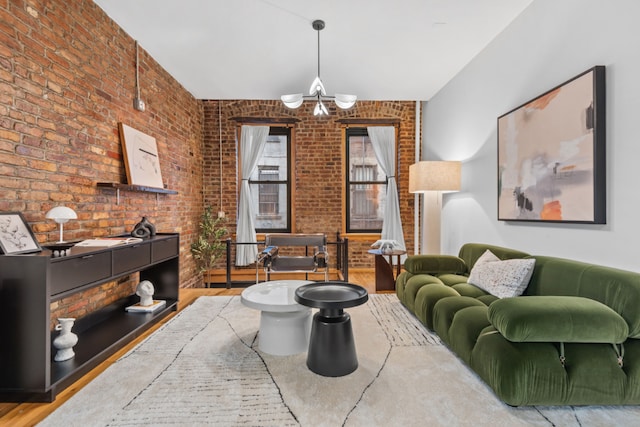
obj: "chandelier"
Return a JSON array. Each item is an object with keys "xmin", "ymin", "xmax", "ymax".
[{"xmin": 281, "ymin": 19, "xmax": 357, "ymax": 116}]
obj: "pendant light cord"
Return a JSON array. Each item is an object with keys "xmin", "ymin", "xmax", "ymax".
[{"xmin": 317, "ymin": 26, "xmax": 321, "ymax": 79}]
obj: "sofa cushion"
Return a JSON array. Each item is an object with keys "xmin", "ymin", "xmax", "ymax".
[
  {"xmin": 471, "ymin": 331, "xmax": 637, "ymax": 406},
  {"xmin": 448, "ymin": 305, "xmax": 492, "ymax": 363},
  {"xmin": 488, "ymin": 296, "xmax": 629, "ymax": 343},
  {"xmin": 525, "ymin": 256, "xmax": 640, "ymax": 339},
  {"xmin": 433, "ymin": 296, "xmax": 487, "ymax": 346},
  {"xmin": 437, "ymin": 273, "xmax": 469, "ymax": 287},
  {"xmin": 414, "ymin": 283, "xmax": 460, "ymax": 329},
  {"xmin": 452, "ymin": 282, "xmax": 490, "ymax": 299},
  {"xmin": 467, "ymin": 251, "xmax": 535, "ymax": 298},
  {"xmin": 403, "ymin": 255, "xmax": 467, "ymax": 275},
  {"xmin": 399, "ymin": 274, "xmax": 444, "ymax": 312}
]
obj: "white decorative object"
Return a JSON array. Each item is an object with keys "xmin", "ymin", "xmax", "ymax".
[
  {"xmin": 126, "ymin": 280, "xmax": 166, "ymax": 313},
  {"xmin": 45, "ymin": 206, "xmax": 77, "ymax": 243},
  {"xmin": 136, "ymin": 280, "xmax": 155, "ymax": 306},
  {"xmin": 53, "ymin": 318, "xmax": 78, "ymax": 362},
  {"xmin": 125, "ymin": 299, "xmax": 166, "ymax": 313},
  {"xmin": 371, "ymin": 239, "xmax": 401, "ymax": 254}
]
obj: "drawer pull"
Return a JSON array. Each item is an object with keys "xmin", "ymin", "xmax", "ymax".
[{"xmin": 81, "ymin": 255, "xmax": 94, "ymax": 259}]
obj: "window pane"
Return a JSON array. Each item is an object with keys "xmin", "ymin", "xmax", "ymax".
[
  {"xmin": 251, "ymin": 182, "xmax": 288, "ymax": 229},
  {"xmin": 258, "ymin": 167, "xmax": 279, "ymax": 216},
  {"xmin": 248, "ymin": 128, "xmax": 290, "ymax": 232},
  {"xmin": 348, "ymin": 135, "xmax": 383, "ymax": 182},
  {"xmin": 250, "ymin": 135, "xmax": 287, "ymax": 180},
  {"xmin": 349, "ymin": 183, "xmax": 385, "ymax": 231},
  {"xmin": 345, "ymin": 128, "xmax": 388, "ymax": 233}
]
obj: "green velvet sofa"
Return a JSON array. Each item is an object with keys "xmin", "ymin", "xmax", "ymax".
[{"xmin": 396, "ymin": 243, "xmax": 640, "ymax": 406}]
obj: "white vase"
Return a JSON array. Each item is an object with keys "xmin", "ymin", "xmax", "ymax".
[{"xmin": 53, "ymin": 317, "xmax": 78, "ymax": 362}]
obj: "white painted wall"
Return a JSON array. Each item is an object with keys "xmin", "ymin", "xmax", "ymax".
[{"xmin": 423, "ymin": 0, "xmax": 640, "ymax": 271}]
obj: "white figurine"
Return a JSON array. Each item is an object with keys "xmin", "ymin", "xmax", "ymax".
[
  {"xmin": 371, "ymin": 239, "xmax": 401, "ymax": 253},
  {"xmin": 136, "ymin": 280, "xmax": 155, "ymax": 306}
]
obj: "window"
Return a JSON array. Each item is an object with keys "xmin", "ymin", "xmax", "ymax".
[
  {"xmin": 346, "ymin": 128, "xmax": 386, "ymax": 233},
  {"xmin": 248, "ymin": 127, "xmax": 291, "ymax": 232},
  {"xmin": 258, "ymin": 166, "xmax": 279, "ymax": 216}
]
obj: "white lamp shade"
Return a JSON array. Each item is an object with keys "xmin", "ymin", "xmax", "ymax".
[
  {"xmin": 308, "ymin": 76, "xmax": 326, "ymax": 96},
  {"xmin": 334, "ymin": 93, "xmax": 357, "ymax": 109},
  {"xmin": 281, "ymin": 93, "xmax": 304, "ymax": 109},
  {"xmin": 46, "ymin": 206, "xmax": 77, "ymax": 223},
  {"xmin": 409, "ymin": 161, "xmax": 461, "ymax": 193},
  {"xmin": 313, "ymin": 100, "xmax": 329, "ymax": 116}
]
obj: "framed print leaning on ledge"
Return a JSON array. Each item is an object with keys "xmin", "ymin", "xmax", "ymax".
[
  {"xmin": 497, "ymin": 66, "xmax": 606, "ymax": 224},
  {"xmin": 118, "ymin": 123, "xmax": 165, "ymax": 189},
  {"xmin": 0, "ymin": 212, "xmax": 42, "ymax": 254}
]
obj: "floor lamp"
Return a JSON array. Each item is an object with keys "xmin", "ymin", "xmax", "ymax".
[{"xmin": 409, "ymin": 161, "xmax": 461, "ymax": 254}]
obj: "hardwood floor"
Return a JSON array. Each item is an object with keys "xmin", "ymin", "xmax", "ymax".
[{"xmin": 0, "ymin": 272, "xmax": 379, "ymax": 426}]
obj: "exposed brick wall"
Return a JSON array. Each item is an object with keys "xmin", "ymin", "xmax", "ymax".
[
  {"xmin": 202, "ymin": 100, "xmax": 419, "ymax": 269},
  {"xmin": 1, "ymin": 0, "xmax": 420, "ymax": 329},
  {"xmin": 0, "ymin": 0, "xmax": 203, "ymax": 324}
]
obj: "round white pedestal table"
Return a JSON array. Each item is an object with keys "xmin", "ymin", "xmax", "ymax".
[{"xmin": 241, "ymin": 280, "xmax": 313, "ymax": 356}]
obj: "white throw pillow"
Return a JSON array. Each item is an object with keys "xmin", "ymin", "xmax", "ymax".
[
  {"xmin": 473, "ymin": 249, "xmax": 500, "ymax": 265},
  {"xmin": 467, "ymin": 250, "xmax": 535, "ymax": 298}
]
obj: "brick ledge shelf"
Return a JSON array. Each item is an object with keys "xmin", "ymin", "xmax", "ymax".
[{"xmin": 97, "ymin": 182, "xmax": 178, "ymax": 204}]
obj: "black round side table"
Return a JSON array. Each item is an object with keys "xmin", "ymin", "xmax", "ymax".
[{"xmin": 294, "ymin": 282, "xmax": 368, "ymax": 377}]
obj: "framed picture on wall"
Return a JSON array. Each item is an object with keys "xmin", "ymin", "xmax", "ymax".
[
  {"xmin": 0, "ymin": 212, "xmax": 42, "ymax": 254},
  {"xmin": 497, "ymin": 66, "xmax": 606, "ymax": 224},
  {"xmin": 118, "ymin": 123, "xmax": 165, "ymax": 189}
]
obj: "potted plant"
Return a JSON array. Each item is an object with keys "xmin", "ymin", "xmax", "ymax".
[{"xmin": 191, "ymin": 206, "xmax": 228, "ymax": 285}]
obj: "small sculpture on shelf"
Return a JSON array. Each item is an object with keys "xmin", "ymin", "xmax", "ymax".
[
  {"xmin": 131, "ymin": 216, "xmax": 156, "ymax": 239},
  {"xmin": 53, "ymin": 318, "xmax": 78, "ymax": 362},
  {"xmin": 126, "ymin": 280, "xmax": 166, "ymax": 313},
  {"xmin": 136, "ymin": 280, "xmax": 155, "ymax": 306}
]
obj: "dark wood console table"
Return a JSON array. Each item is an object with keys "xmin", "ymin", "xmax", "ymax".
[{"xmin": 0, "ymin": 233, "xmax": 179, "ymax": 402}]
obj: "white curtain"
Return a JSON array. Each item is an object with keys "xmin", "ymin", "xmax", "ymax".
[
  {"xmin": 368, "ymin": 126, "xmax": 406, "ymax": 251},
  {"xmin": 236, "ymin": 125, "xmax": 269, "ymax": 266}
]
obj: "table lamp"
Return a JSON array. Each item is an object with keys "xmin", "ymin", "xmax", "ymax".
[{"xmin": 46, "ymin": 206, "xmax": 77, "ymax": 243}]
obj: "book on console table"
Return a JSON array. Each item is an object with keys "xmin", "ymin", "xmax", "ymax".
[
  {"xmin": 75, "ymin": 237, "xmax": 143, "ymax": 247},
  {"xmin": 125, "ymin": 300, "xmax": 166, "ymax": 313}
]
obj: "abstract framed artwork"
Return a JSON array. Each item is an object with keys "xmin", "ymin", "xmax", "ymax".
[
  {"xmin": 118, "ymin": 123, "xmax": 164, "ymax": 189},
  {"xmin": 498, "ymin": 66, "xmax": 606, "ymax": 223},
  {"xmin": 0, "ymin": 212, "xmax": 42, "ymax": 254}
]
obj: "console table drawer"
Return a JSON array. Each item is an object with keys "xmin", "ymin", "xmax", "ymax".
[
  {"xmin": 51, "ymin": 252, "xmax": 112, "ymax": 295},
  {"xmin": 113, "ymin": 243, "xmax": 151, "ymax": 275},
  {"xmin": 152, "ymin": 236, "xmax": 179, "ymax": 262}
]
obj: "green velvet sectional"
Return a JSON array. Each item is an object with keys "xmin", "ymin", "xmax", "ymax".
[{"xmin": 396, "ymin": 243, "xmax": 640, "ymax": 406}]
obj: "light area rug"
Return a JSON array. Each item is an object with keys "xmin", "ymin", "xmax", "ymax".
[{"xmin": 39, "ymin": 295, "xmax": 640, "ymax": 427}]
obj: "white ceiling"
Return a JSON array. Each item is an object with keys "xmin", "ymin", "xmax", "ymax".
[{"xmin": 93, "ymin": 0, "xmax": 533, "ymax": 101}]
